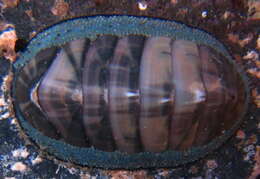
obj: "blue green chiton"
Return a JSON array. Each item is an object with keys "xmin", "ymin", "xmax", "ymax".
[{"xmin": 12, "ymin": 15, "xmax": 249, "ymax": 169}]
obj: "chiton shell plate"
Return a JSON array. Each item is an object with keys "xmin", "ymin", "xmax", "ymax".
[{"xmin": 12, "ymin": 16, "xmax": 249, "ymax": 169}]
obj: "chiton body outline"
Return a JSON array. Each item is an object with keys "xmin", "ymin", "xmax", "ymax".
[{"xmin": 12, "ymin": 15, "xmax": 249, "ymax": 169}]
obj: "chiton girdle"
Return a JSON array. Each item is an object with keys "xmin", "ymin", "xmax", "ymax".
[{"xmin": 12, "ymin": 15, "xmax": 249, "ymax": 169}]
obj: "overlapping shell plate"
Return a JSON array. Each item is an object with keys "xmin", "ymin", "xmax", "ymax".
[{"xmin": 12, "ymin": 16, "xmax": 249, "ymax": 169}]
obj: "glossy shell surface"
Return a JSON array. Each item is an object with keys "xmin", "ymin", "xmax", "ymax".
[{"xmin": 12, "ymin": 16, "xmax": 249, "ymax": 169}]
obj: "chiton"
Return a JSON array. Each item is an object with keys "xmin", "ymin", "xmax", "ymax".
[{"xmin": 12, "ymin": 16, "xmax": 249, "ymax": 169}]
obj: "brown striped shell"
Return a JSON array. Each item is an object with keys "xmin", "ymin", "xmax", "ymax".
[{"xmin": 15, "ymin": 35, "xmax": 246, "ymax": 154}]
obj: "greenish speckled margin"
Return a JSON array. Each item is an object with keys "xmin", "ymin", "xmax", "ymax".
[{"xmin": 12, "ymin": 15, "xmax": 249, "ymax": 169}]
